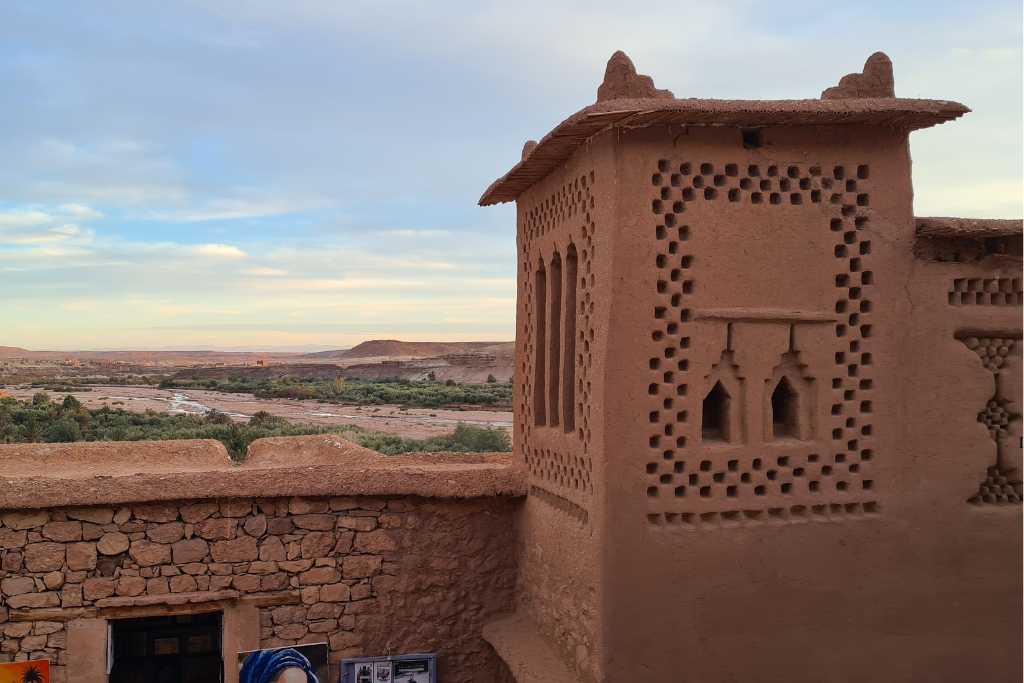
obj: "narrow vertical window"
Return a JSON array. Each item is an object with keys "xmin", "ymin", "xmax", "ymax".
[
  {"xmin": 702, "ymin": 381, "xmax": 730, "ymax": 442},
  {"xmin": 562, "ymin": 245, "xmax": 578, "ymax": 432},
  {"xmin": 534, "ymin": 262, "xmax": 547, "ymax": 426},
  {"xmin": 770, "ymin": 377, "xmax": 798, "ymax": 438},
  {"xmin": 548, "ymin": 252, "xmax": 562, "ymax": 427}
]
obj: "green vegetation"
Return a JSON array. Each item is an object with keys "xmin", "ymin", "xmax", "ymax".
[
  {"xmin": 27, "ymin": 375, "xmax": 164, "ymax": 388},
  {"xmin": 157, "ymin": 376, "xmax": 513, "ymax": 408},
  {"xmin": 0, "ymin": 394, "xmax": 510, "ymax": 461}
]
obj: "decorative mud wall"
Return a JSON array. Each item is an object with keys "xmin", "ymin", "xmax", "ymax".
[
  {"xmin": 643, "ymin": 159, "xmax": 878, "ymax": 528},
  {"xmin": 511, "ymin": 134, "xmax": 614, "ymax": 682},
  {"xmin": 0, "ymin": 438, "xmax": 524, "ymax": 683},
  {"xmin": 482, "ymin": 50, "xmax": 1021, "ymax": 683}
]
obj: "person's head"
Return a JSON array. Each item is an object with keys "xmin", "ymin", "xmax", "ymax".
[{"xmin": 240, "ymin": 648, "xmax": 320, "ymax": 683}]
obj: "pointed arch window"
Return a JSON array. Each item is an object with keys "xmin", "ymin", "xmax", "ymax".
[
  {"xmin": 702, "ymin": 381, "xmax": 731, "ymax": 442},
  {"xmin": 770, "ymin": 377, "xmax": 799, "ymax": 439}
]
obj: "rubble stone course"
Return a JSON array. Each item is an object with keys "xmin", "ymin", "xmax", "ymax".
[{"xmin": 0, "ymin": 495, "xmax": 516, "ymax": 683}]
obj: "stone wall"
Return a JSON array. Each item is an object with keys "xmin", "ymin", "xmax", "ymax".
[{"xmin": 0, "ymin": 494, "xmax": 518, "ymax": 682}]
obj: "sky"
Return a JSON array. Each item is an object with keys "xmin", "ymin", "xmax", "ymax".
[{"xmin": 1, "ymin": 1, "xmax": 1021, "ymax": 351}]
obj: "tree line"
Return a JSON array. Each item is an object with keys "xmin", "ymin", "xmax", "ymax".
[{"xmin": 0, "ymin": 393, "xmax": 510, "ymax": 460}]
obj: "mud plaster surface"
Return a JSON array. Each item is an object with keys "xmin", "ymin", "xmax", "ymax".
[{"xmin": 0, "ymin": 436, "xmax": 526, "ymax": 509}]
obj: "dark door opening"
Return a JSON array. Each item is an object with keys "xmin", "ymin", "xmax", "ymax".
[{"xmin": 109, "ymin": 611, "xmax": 223, "ymax": 683}]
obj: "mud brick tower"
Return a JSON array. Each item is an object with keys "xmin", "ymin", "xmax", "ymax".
[{"xmin": 481, "ymin": 52, "xmax": 1021, "ymax": 682}]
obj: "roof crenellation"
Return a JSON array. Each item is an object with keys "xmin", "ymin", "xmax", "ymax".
[{"xmin": 480, "ymin": 51, "xmax": 969, "ymax": 206}]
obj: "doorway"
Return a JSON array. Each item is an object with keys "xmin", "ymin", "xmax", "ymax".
[{"xmin": 109, "ymin": 612, "xmax": 223, "ymax": 683}]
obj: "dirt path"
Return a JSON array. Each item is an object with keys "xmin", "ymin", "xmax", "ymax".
[{"xmin": 3, "ymin": 385, "xmax": 513, "ymax": 440}]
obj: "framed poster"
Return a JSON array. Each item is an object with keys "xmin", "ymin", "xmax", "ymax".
[
  {"xmin": 0, "ymin": 660, "xmax": 50, "ymax": 682},
  {"xmin": 373, "ymin": 662, "xmax": 393, "ymax": 682},
  {"xmin": 340, "ymin": 654, "xmax": 436, "ymax": 683},
  {"xmin": 391, "ymin": 658, "xmax": 431, "ymax": 683},
  {"xmin": 238, "ymin": 643, "xmax": 329, "ymax": 683}
]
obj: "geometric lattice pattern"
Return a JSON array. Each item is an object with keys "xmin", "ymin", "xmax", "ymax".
[
  {"xmin": 958, "ymin": 334, "xmax": 1022, "ymax": 506},
  {"xmin": 518, "ymin": 172, "xmax": 596, "ymax": 508},
  {"xmin": 948, "ymin": 278, "xmax": 1022, "ymax": 306},
  {"xmin": 962, "ymin": 336, "xmax": 1016, "ymax": 372},
  {"xmin": 979, "ymin": 399, "xmax": 1014, "ymax": 441},
  {"xmin": 645, "ymin": 451, "xmax": 874, "ymax": 501},
  {"xmin": 648, "ymin": 500, "xmax": 879, "ymax": 530},
  {"xmin": 524, "ymin": 448, "xmax": 593, "ymax": 495},
  {"xmin": 646, "ymin": 161, "xmax": 878, "ymax": 526},
  {"xmin": 969, "ymin": 466, "xmax": 1022, "ymax": 505}
]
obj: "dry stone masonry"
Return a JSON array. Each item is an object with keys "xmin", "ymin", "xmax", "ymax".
[{"xmin": 1, "ymin": 495, "xmax": 516, "ymax": 683}]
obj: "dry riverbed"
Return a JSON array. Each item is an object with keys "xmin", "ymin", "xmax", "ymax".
[{"xmin": 3, "ymin": 385, "xmax": 512, "ymax": 440}]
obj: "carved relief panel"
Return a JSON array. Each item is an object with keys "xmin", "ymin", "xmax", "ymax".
[{"xmin": 645, "ymin": 160, "xmax": 878, "ymax": 528}]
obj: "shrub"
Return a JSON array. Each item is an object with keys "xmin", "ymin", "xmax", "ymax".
[
  {"xmin": 204, "ymin": 410, "xmax": 233, "ymax": 425},
  {"xmin": 0, "ymin": 397, "xmax": 511, "ymax": 459},
  {"xmin": 249, "ymin": 410, "xmax": 287, "ymax": 428},
  {"xmin": 44, "ymin": 417, "xmax": 82, "ymax": 443},
  {"xmin": 157, "ymin": 377, "xmax": 513, "ymax": 409}
]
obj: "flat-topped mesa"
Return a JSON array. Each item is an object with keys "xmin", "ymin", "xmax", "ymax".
[
  {"xmin": 596, "ymin": 50, "xmax": 674, "ymax": 102},
  {"xmin": 480, "ymin": 50, "xmax": 968, "ymax": 205},
  {"xmin": 822, "ymin": 51, "xmax": 895, "ymax": 99}
]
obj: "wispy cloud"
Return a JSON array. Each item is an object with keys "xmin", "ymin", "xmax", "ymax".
[
  {"xmin": 0, "ymin": 205, "xmax": 98, "ymax": 248},
  {"xmin": 244, "ymin": 277, "xmax": 425, "ymax": 291},
  {"xmin": 0, "ymin": 209, "xmax": 52, "ymax": 228},
  {"xmin": 148, "ymin": 197, "xmax": 332, "ymax": 223},
  {"xmin": 191, "ymin": 243, "xmax": 247, "ymax": 259},
  {"xmin": 242, "ymin": 266, "xmax": 289, "ymax": 277},
  {"xmin": 0, "ymin": 0, "xmax": 1018, "ymax": 349}
]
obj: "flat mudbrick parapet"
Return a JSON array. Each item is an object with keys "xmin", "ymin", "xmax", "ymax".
[{"xmin": 0, "ymin": 435, "xmax": 526, "ymax": 510}]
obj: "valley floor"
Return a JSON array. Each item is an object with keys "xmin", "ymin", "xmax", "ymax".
[{"xmin": 1, "ymin": 384, "xmax": 513, "ymax": 440}]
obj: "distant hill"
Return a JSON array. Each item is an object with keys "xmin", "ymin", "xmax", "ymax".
[
  {"xmin": 1, "ymin": 340, "xmax": 515, "ymax": 367},
  {"xmin": 0, "ymin": 346, "xmax": 31, "ymax": 358},
  {"xmin": 0, "ymin": 347, "xmax": 306, "ymax": 365},
  {"xmin": 304, "ymin": 340, "xmax": 514, "ymax": 361}
]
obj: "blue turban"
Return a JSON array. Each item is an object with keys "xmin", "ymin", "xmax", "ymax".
[{"xmin": 240, "ymin": 648, "xmax": 320, "ymax": 683}]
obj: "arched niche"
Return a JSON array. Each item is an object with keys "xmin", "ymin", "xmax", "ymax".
[{"xmin": 764, "ymin": 351, "xmax": 815, "ymax": 441}]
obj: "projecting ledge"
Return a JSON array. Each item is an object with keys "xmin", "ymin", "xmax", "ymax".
[
  {"xmin": 483, "ymin": 613, "xmax": 582, "ymax": 683},
  {"xmin": 694, "ymin": 308, "xmax": 837, "ymax": 323},
  {"xmin": 0, "ymin": 435, "xmax": 527, "ymax": 510}
]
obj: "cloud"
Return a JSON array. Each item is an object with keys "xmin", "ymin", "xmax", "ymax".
[
  {"xmin": 242, "ymin": 266, "xmax": 289, "ymax": 277},
  {"xmin": 149, "ymin": 197, "xmax": 332, "ymax": 223},
  {"xmin": 60, "ymin": 299, "xmax": 99, "ymax": 312},
  {"xmin": 2, "ymin": 225, "xmax": 90, "ymax": 245},
  {"xmin": 0, "ymin": 0, "xmax": 1018, "ymax": 349},
  {"xmin": 192, "ymin": 243, "xmax": 247, "ymax": 259},
  {"xmin": 0, "ymin": 205, "xmax": 98, "ymax": 248},
  {"xmin": 59, "ymin": 203, "xmax": 104, "ymax": 220},
  {"xmin": 382, "ymin": 229, "xmax": 453, "ymax": 238},
  {"xmin": 0, "ymin": 209, "xmax": 52, "ymax": 228},
  {"xmin": 23, "ymin": 138, "xmax": 187, "ymax": 206},
  {"xmin": 245, "ymin": 277, "xmax": 425, "ymax": 291}
]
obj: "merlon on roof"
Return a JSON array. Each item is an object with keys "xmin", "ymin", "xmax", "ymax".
[{"xmin": 480, "ymin": 51, "xmax": 969, "ymax": 206}]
